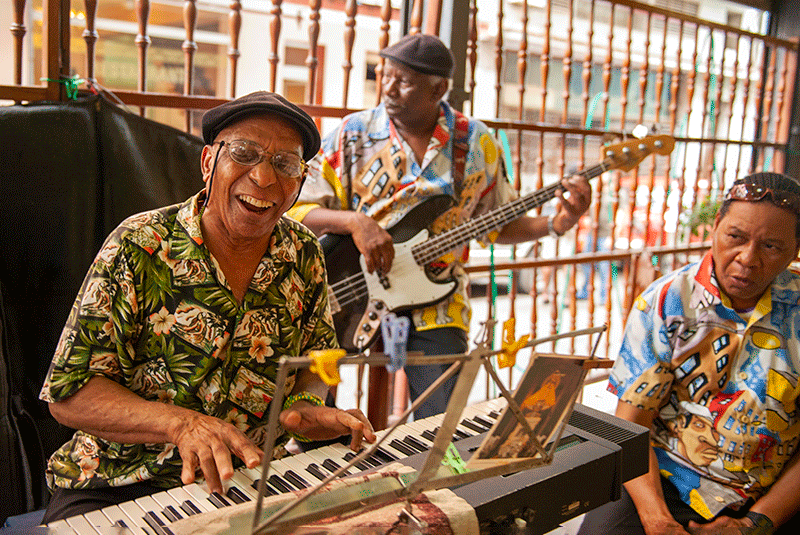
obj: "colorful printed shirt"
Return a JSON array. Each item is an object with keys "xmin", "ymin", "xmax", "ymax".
[
  {"xmin": 288, "ymin": 101, "xmax": 516, "ymax": 332},
  {"xmin": 40, "ymin": 191, "xmax": 338, "ymax": 490},
  {"xmin": 608, "ymin": 251, "xmax": 800, "ymax": 519}
]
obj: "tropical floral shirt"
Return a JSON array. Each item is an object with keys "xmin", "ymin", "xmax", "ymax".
[
  {"xmin": 609, "ymin": 251, "xmax": 800, "ymax": 519},
  {"xmin": 40, "ymin": 191, "xmax": 338, "ymax": 490},
  {"xmin": 288, "ymin": 101, "xmax": 517, "ymax": 333}
]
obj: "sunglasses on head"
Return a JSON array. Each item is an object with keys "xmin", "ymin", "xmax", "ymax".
[
  {"xmin": 216, "ymin": 139, "xmax": 307, "ymax": 180},
  {"xmin": 724, "ymin": 182, "xmax": 800, "ymax": 213}
]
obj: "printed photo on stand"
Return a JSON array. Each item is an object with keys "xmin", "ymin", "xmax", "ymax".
[{"xmin": 466, "ymin": 354, "xmax": 589, "ymax": 469}]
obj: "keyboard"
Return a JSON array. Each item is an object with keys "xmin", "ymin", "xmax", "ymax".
[{"xmin": 45, "ymin": 398, "xmax": 649, "ymax": 534}]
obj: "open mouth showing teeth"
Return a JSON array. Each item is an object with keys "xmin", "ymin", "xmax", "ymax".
[{"xmin": 238, "ymin": 195, "xmax": 274, "ymax": 213}]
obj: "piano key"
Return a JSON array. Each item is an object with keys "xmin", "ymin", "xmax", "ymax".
[
  {"xmin": 305, "ymin": 463, "xmax": 329, "ymax": 481},
  {"xmin": 148, "ymin": 490, "xmax": 186, "ymax": 521},
  {"xmin": 135, "ymin": 496, "xmax": 175, "ymax": 534},
  {"xmin": 388, "ymin": 438, "xmax": 419, "ymax": 456},
  {"xmin": 179, "ymin": 483, "xmax": 222, "ymax": 513},
  {"xmin": 97, "ymin": 504, "xmax": 144, "ymax": 533},
  {"xmin": 65, "ymin": 513, "xmax": 102, "ymax": 534},
  {"xmin": 236, "ymin": 466, "xmax": 280, "ymax": 495},
  {"xmin": 44, "ymin": 519, "xmax": 76, "ymax": 534},
  {"xmin": 228, "ymin": 471, "xmax": 259, "ymax": 499},
  {"xmin": 117, "ymin": 500, "xmax": 158, "ymax": 534},
  {"xmin": 166, "ymin": 485, "xmax": 214, "ymax": 514},
  {"xmin": 83, "ymin": 509, "xmax": 113, "ymax": 530},
  {"xmin": 280, "ymin": 455, "xmax": 330, "ymax": 484},
  {"xmin": 402, "ymin": 434, "xmax": 430, "ymax": 453},
  {"xmin": 225, "ymin": 485, "xmax": 252, "ymax": 504}
]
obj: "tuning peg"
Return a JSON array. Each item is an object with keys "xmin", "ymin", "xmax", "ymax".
[{"xmin": 632, "ymin": 124, "xmax": 648, "ymax": 139}]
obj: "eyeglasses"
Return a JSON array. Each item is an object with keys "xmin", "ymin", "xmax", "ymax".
[
  {"xmin": 724, "ymin": 182, "xmax": 800, "ymax": 213},
  {"xmin": 217, "ymin": 139, "xmax": 307, "ymax": 179}
]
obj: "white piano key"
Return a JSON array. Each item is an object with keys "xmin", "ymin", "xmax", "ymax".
[
  {"xmin": 45, "ymin": 519, "xmax": 77, "ymax": 534},
  {"xmin": 227, "ymin": 471, "xmax": 258, "ymax": 500},
  {"xmin": 167, "ymin": 485, "xmax": 214, "ymax": 514},
  {"xmin": 65, "ymin": 513, "xmax": 102, "ymax": 534},
  {"xmin": 147, "ymin": 490, "xmax": 188, "ymax": 523},
  {"xmin": 117, "ymin": 499, "xmax": 157, "ymax": 534},
  {"xmin": 97, "ymin": 504, "xmax": 146, "ymax": 533},
  {"xmin": 82, "ymin": 509, "xmax": 113, "ymax": 530}
]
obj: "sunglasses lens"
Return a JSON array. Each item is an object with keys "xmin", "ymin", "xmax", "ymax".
[{"xmin": 727, "ymin": 183, "xmax": 800, "ymax": 212}]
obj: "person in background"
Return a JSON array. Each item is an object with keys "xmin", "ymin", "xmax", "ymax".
[
  {"xmin": 39, "ymin": 91, "xmax": 375, "ymax": 523},
  {"xmin": 289, "ymin": 33, "xmax": 591, "ymax": 420},
  {"xmin": 578, "ymin": 172, "xmax": 800, "ymax": 535}
]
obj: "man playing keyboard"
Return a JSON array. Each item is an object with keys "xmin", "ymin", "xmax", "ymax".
[{"xmin": 38, "ymin": 91, "xmax": 375, "ymax": 524}]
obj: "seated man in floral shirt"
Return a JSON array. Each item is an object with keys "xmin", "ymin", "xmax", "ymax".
[
  {"xmin": 39, "ymin": 91, "xmax": 375, "ymax": 523},
  {"xmin": 579, "ymin": 172, "xmax": 800, "ymax": 535}
]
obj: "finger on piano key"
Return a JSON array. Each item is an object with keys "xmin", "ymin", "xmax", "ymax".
[{"xmin": 166, "ymin": 484, "xmax": 215, "ymax": 514}]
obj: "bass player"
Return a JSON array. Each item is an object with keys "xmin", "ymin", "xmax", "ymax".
[{"xmin": 288, "ymin": 33, "xmax": 591, "ymax": 420}]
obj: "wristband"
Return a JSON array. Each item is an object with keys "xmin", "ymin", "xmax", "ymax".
[
  {"xmin": 547, "ymin": 214, "xmax": 564, "ymax": 238},
  {"xmin": 744, "ymin": 511, "xmax": 774, "ymax": 535},
  {"xmin": 282, "ymin": 392, "xmax": 325, "ymax": 443}
]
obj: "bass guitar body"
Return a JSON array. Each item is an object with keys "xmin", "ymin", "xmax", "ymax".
[{"xmin": 320, "ymin": 195, "xmax": 456, "ymax": 350}]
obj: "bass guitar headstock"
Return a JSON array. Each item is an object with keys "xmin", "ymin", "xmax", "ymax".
[{"xmin": 601, "ymin": 134, "xmax": 675, "ymax": 172}]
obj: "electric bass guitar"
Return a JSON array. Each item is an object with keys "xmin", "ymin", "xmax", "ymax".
[{"xmin": 321, "ymin": 134, "xmax": 675, "ymax": 350}]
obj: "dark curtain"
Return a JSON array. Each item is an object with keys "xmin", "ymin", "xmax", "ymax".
[{"xmin": 0, "ymin": 95, "xmax": 204, "ymax": 522}]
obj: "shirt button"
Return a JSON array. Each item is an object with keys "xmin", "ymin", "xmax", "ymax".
[
  {"xmin": 715, "ymin": 496, "xmax": 725, "ymax": 502},
  {"xmin": 738, "ymin": 372, "xmax": 748, "ymax": 381},
  {"xmin": 739, "ymin": 415, "xmax": 751, "ymax": 424}
]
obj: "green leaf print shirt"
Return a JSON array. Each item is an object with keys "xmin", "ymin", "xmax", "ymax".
[{"xmin": 39, "ymin": 192, "xmax": 338, "ymax": 490}]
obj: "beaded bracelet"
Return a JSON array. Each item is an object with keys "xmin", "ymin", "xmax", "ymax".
[{"xmin": 282, "ymin": 392, "xmax": 325, "ymax": 442}]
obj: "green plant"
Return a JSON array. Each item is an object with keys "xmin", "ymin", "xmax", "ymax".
[{"xmin": 679, "ymin": 197, "xmax": 721, "ymax": 242}]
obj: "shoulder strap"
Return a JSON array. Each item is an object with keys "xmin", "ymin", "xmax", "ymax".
[{"xmin": 451, "ymin": 113, "xmax": 470, "ymax": 197}]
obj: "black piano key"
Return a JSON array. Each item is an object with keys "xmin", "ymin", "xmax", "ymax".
[
  {"xmin": 389, "ymin": 438, "xmax": 418, "ymax": 456},
  {"xmin": 113, "ymin": 520, "xmax": 130, "ymax": 529},
  {"xmin": 453, "ymin": 428, "xmax": 471, "ymax": 440},
  {"xmin": 473, "ymin": 415, "xmax": 495, "ymax": 429},
  {"xmin": 322, "ymin": 458, "xmax": 351, "ymax": 476},
  {"xmin": 422, "ymin": 429, "xmax": 437, "ymax": 442},
  {"xmin": 144, "ymin": 511, "xmax": 174, "ymax": 535},
  {"xmin": 306, "ymin": 463, "xmax": 329, "ymax": 481},
  {"xmin": 283, "ymin": 470, "xmax": 310, "ymax": 489},
  {"xmin": 343, "ymin": 451, "xmax": 373, "ymax": 471},
  {"xmin": 226, "ymin": 486, "xmax": 251, "ymax": 504},
  {"xmin": 488, "ymin": 410, "xmax": 501, "ymax": 419},
  {"xmin": 180, "ymin": 500, "xmax": 201, "ymax": 517},
  {"xmin": 162, "ymin": 505, "xmax": 184, "ymax": 522},
  {"xmin": 373, "ymin": 446, "xmax": 399, "ymax": 463},
  {"xmin": 268, "ymin": 474, "xmax": 295, "ymax": 493},
  {"xmin": 460, "ymin": 418, "xmax": 486, "ymax": 433},
  {"xmin": 208, "ymin": 491, "xmax": 231, "ymax": 509},
  {"xmin": 250, "ymin": 479, "xmax": 279, "ymax": 496},
  {"xmin": 403, "ymin": 436, "xmax": 430, "ymax": 453}
]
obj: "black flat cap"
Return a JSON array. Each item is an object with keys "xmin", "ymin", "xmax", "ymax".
[
  {"xmin": 202, "ymin": 91, "xmax": 321, "ymax": 161},
  {"xmin": 379, "ymin": 34, "xmax": 454, "ymax": 78}
]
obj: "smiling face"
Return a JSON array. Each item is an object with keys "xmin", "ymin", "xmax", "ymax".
[
  {"xmin": 200, "ymin": 114, "xmax": 305, "ymax": 248},
  {"xmin": 711, "ymin": 200, "xmax": 800, "ymax": 311},
  {"xmin": 381, "ymin": 60, "xmax": 447, "ymax": 129}
]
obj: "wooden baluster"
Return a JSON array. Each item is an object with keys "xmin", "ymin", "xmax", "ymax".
[
  {"xmin": 773, "ymin": 46, "xmax": 792, "ymax": 172},
  {"xmin": 182, "ymin": 0, "xmax": 197, "ymax": 132},
  {"xmin": 410, "ymin": 0, "xmax": 423, "ymax": 35},
  {"xmin": 709, "ymin": 30, "xmax": 727, "ymax": 196},
  {"xmin": 494, "ymin": 0, "xmax": 504, "ymax": 116},
  {"xmin": 678, "ymin": 24, "xmax": 699, "ymax": 247},
  {"xmin": 561, "ymin": 0, "xmax": 579, "ymax": 352},
  {"xmin": 737, "ymin": 37, "xmax": 757, "ymax": 177},
  {"xmin": 11, "ymin": 0, "xmax": 27, "ymax": 86},
  {"xmin": 619, "ymin": 6, "xmax": 635, "ymax": 322},
  {"xmin": 269, "ymin": 0, "xmax": 283, "ymax": 93},
  {"xmin": 583, "ymin": 0, "xmax": 601, "ymax": 332},
  {"xmin": 228, "ymin": 0, "xmax": 242, "ymax": 98},
  {"xmin": 425, "ymin": 0, "xmax": 443, "ymax": 36},
  {"xmin": 466, "ymin": 0, "xmax": 478, "ymax": 116},
  {"xmin": 83, "ymin": 0, "xmax": 99, "ymax": 83},
  {"xmin": 375, "ymin": 0, "xmax": 392, "ymax": 106},
  {"xmin": 667, "ymin": 19, "xmax": 684, "ymax": 269},
  {"xmin": 694, "ymin": 26, "xmax": 715, "ymax": 208},
  {"xmin": 718, "ymin": 33, "xmax": 740, "ymax": 201},
  {"xmin": 511, "ymin": 0, "xmax": 528, "ymax": 332},
  {"xmin": 601, "ymin": 2, "xmax": 615, "ymax": 350},
  {"xmin": 539, "ymin": 0, "xmax": 555, "ymax": 342},
  {"xmin": 655, "ymin": 14, "xmax": 668, "ymax": 247},
  {"xmin": 307, "ymin": 0, "xmax": 322, "ymax": 105},
  {"xmin": 637, "ymin": 11, "xmax": 656, "ymax": 314},
  {"xmin": 135, "ymin": 0, "xmax": 151, "ymax": 115},
  {"xmin": 758, "ymin": 44, "xmax": 777, "ymax": 171},
  {"xmin": 341, "ymin": 0, "xmax": 357, "ymax": 107}
]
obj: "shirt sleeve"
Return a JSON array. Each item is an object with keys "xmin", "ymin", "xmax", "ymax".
[
  {"xmin": 289, "ymin": 123, "xmax": 350, "ymax": 222},
  {"xmin": 608, "ymin": 278, "xmax": 677, "ymax": 411},
  {"xmin": 40, "ymin": 232, "xmax": 134, "ymax": 403}
]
